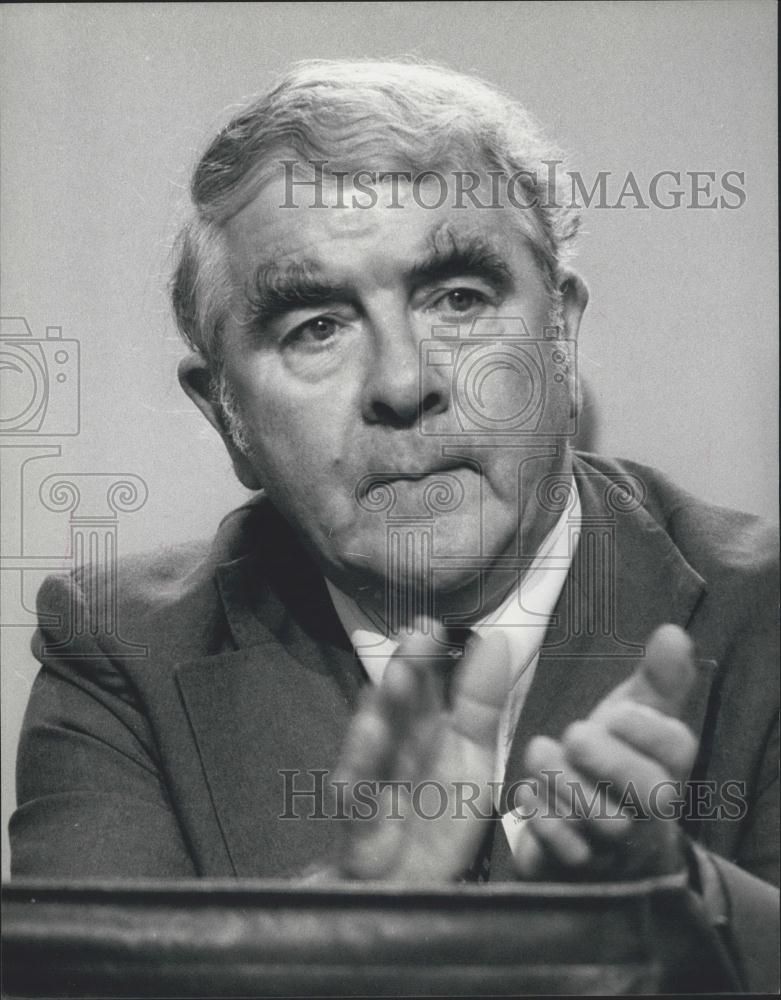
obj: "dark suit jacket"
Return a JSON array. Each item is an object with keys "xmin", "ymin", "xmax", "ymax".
[{"xmin": 10, "ymin": 453, "xmax": 780, "ymax": 989}]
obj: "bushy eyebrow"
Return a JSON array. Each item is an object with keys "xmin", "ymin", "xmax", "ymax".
[
  {"xmin": 409, "ymin": 227, "xmax": 514, "ymax": 292},
  {"xmin": 244, "ymin": 261, "xmax": 352, "ymax": 329},
  {"xmin": 242, "ymin": 226, "xmax": 513, "ymax": 329}
]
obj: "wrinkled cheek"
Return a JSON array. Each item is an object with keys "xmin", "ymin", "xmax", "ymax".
[{"xmin": 255, "ymin": 440, "xmax": 355, "ymax": 533}]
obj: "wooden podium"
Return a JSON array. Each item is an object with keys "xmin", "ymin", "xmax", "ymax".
[{"xmin": 2, "ymin": 876, "xmax": 739, "ymax": 996}]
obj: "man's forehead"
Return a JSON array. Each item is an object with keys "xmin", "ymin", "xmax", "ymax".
[
  {"xmin": 224, "ymin": 174, "xmax": 528, "ymax": 278},
  {"xmin": 248, "ymin": 220, "xmax": 515, "ymax": 278}
]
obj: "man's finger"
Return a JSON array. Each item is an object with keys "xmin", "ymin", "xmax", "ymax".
[
  {"xmin": 335, "ymin": 618, "xmax": 470, "ymax": 879},
  {"xmin": 336, "ymin": 687, "xmax": 397, "ymax": 788},
  {"xmin": 596, "ymin": 701, "xmax": 698, "ymax": 780},
  {"xmin": 450, "ymin": 630, "xmax": 512, "ymax": 748},
  {"xmin": 513, "ymin": 783, "xmax": 593, "ymax": 871},
  {"xmin": 339, "ymin": 620, "xmax": 452, "ymax": 788},
  {"xmin": 563, "ymin": 720, "xmax": 676, "ymax": 803},
  {"xmin": 591, "ymin": 623, "xmax": 696, "ymax": 722},
  {"xmin": 392, "ymin": 617, "xmax": 461, "ymax": 713},
  {"xmin": 525, "ymin": 734, "xmax": 633, "ymax": 840}
]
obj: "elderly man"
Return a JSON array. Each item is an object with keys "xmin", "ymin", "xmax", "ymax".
[{"xmin": 11, "ymin": 60, "xmax": 778, "ymax": 987}]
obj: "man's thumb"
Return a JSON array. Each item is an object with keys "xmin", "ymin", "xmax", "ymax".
[{"xmin": 591, "ymin": 623, "xmax": 696, "ymax": 722}]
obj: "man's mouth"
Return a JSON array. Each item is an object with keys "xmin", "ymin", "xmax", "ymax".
[{"xmin": 357, "ymin": 459, "xmax": 473, "ymax": 498}]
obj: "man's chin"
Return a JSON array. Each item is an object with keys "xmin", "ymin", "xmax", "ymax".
[{"xmin": 327, "ymin": 515, "xmax": 519, "ymax": 618}]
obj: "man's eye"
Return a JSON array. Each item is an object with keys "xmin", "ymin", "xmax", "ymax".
[
  {"xmin": 289, "ymin": 316, "xmax": 338, "ymax": 346},
  {"xmin": 438, "ymin": 288, "xmax": 486, "ymax": 314}
]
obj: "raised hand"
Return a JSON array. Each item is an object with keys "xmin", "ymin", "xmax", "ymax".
[
  {"xmin": 320, "ymin": 621, "xmax": 512, "ymax": 882},
  {"xmin": 513, "ymin": 624, "xmax": 699, "ymax": 880}
]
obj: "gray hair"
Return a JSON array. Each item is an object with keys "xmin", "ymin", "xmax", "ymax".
[{"xmin": 171, "ymin": 58, "xmax": 581, "ymax": 375}]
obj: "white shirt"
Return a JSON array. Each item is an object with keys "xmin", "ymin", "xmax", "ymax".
[{"xmin": 325, "ymin": 481, "xmax": 581, "ymax": 797}]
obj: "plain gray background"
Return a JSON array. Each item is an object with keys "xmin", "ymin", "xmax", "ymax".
[{"xmin": 1, "ymin": 1, "xmax": 777, "ymax": 877}]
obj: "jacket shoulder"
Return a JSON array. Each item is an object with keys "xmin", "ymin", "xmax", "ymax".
[
  {"xmin": 575, "ymin": 452, "xmax": 779, "ymax": 702},
  {"xmin": 575, "ymin": 451, "xmax": 778, "ymax": 585},
  {"xmin": 33, "ymin": 499, "xmax": 265, "ymax": 666}
]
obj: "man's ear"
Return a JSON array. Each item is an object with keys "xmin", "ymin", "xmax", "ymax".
[
  {"xmin": 177, "ymin": 353, "xmax": 262, "ymax": 491},
  {"xmin": 555, "ymin": 269, "xmax": 589, "ymax": 428},
  {"xmin": 558, "ymin": 268, "xmax": 589, "ymax": 340}
]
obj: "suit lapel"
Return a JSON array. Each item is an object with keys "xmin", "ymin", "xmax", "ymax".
[
  {"xmin": 175, "ymin": 503, "xmax": 366, "ymax": 878},
  {"xmin": 491, "ymin": 457, "xmax": 715, "ymax": 878}
]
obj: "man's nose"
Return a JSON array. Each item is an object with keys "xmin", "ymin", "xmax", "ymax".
[{"xmin": 361, "ymin": 314, "xmax": 448, "ymax": 428}]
